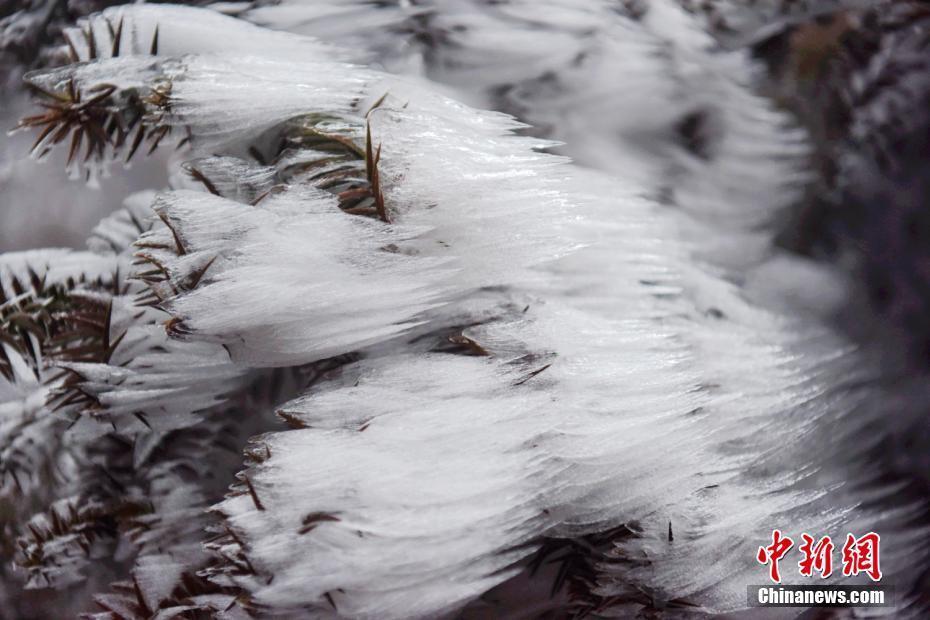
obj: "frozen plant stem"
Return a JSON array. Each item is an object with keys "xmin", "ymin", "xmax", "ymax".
[{"xmin": 0, "ymin": 3, "xmax": 927, "ymax": 619}]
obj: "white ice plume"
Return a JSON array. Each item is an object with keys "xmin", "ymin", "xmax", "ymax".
[{"xmin": 3, "ymin": 3, "xmax": 927, "ymax": 618}]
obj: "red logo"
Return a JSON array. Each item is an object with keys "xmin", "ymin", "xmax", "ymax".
[
  {"xmin": 758, "ymin": 530, "xmax": 881, "ymax": 583},
  {"xmin": 842, "ymin": 532, "xmax": 882, "ymax": 582},
  {"xmin": 757, "ymin": 529, "xmax": 794, "ymax": 583},
  {"xmin": 798, "ymin": 534, "xmax": 834, "ymax": 578}
]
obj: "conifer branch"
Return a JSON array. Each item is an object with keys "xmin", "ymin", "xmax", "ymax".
[{"xmin": 2, "ymin": 3, "xmax": 929, "ymax": 618}]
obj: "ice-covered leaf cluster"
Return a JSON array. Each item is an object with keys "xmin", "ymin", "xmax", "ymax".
[{"xmin": 1, "ymin": 1, "xmax": 929, "ymax": 618}]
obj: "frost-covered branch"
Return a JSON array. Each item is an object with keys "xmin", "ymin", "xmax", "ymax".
[{"xmin": 1, "ymin": 2, "xmax": 928, "ymax": 618}]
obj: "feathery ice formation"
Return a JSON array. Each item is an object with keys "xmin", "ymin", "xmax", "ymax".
[{"xmin": 1, "ymin": 2, "xmax": 928, "ymax": 618}]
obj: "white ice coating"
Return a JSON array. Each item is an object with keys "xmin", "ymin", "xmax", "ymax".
[{"xmin": 4, "ymin": 3, "xmax": 927, "ymax": 618}]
